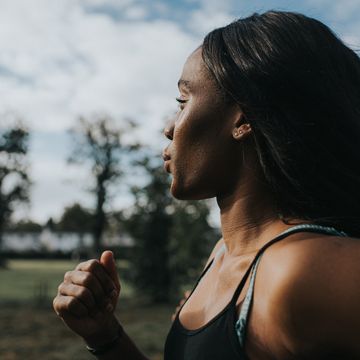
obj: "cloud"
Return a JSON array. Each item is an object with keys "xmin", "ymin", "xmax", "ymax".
[
  {"xmin": 302, "ymin": 0, "xmax": 360, "ymax": 39},
  {"xmin": 0, "ymin": 0, "xmax": 205, "ymax": 221},
  {"xmin": 0, "ymin": 0, "xmax": 205, "ymax": 222},
  {"xmin": 3, "ymin": 0, "xmax": 359, "ymax": 222},
  {"xmin": 306, "ymin": 0, "xmax": 360, "ymax": 21},
  {"xmin": 186, "ymin": 0, "xmax": 235, "ymax": 36},
  {"xmin": 0, "ymin": 0, "xmax": 198, "ymax": 135}
]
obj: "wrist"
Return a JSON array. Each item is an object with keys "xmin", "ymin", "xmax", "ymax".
[
  {"xmin": 85, "ymin": 323, "xmax": 124, "ymax": 357},
  {"xmin": 84, "ymin": 316, "xmax": 122, "ymax": 348}
]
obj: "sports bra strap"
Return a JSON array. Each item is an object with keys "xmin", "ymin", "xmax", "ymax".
[
  {"xmin": 235, "ymin": 253, "xmax": 263, "ymax": 347},
  {"xmin": 235, "ymin": 223, "xmax": 347, "ymax": 348}
]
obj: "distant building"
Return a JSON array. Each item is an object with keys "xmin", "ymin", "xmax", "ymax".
[{"xmin": 1, "ymin": 228, "xmax": 134, "ymax": 254}]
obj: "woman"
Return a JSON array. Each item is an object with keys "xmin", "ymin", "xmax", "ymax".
[{"xmin": 53, "ymin": 11, "xmax": 360, "ymax": 359}]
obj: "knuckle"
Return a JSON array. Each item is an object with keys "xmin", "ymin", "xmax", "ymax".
[
  {"xmin": 64, "ymin": 271, "xmax": 72, "ymax": 281},
  {"xmin": 75, "ymin": 260, "xmax": 87, "ymax": 270},
  {"xmin": 57, "ymin": 283, "xmax": 64, "ymax": 294},
  {"xmin": 53, "ymin": 296, "xmax": 66, "ymax": 316},
  {"xmin": 87, "ymin": 259, "xmax": 100, "ymax": 272}
]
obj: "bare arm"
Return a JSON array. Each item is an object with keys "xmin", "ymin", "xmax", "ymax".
[
  {"xmin": 86, "ymin": 330, "xmax": 149, "ymax": 360},
  {"xmin": 53, "ymin": 251, "xmax": 149, "ymax": 360},
  {"xmin": 261, "ymin": 236, "xmax": 360, "ymax": 359}
]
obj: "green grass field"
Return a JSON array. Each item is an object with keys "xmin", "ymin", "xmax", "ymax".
[
  {"xmin": 0, "ymin": 259, "xmax": 134, "ymax": 303},
  {"xmin": 0, "ymin": 260, "xmax": 174, "ymax": 360}
]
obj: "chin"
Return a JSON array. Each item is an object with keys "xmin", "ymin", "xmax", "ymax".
[{"xmin": 170, "ymin": 177, "xmax": 214, "ymax": 201}]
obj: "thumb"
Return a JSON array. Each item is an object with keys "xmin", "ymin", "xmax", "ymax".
[{"xmin": 100, "ymin": 250, "xmax": 120, "ymax": 291}]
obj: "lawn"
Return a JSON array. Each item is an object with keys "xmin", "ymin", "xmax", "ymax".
[{"xmin": 0, "ymin": 260, "xmax": 174, "ymax": 360}]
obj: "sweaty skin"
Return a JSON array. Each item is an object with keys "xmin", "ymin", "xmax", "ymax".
[{"xmin": 54, "ymin": 48, "xmax": 360, "ymax": 360}]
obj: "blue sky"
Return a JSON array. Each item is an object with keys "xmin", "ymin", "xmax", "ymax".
[{"xmin": 0, "ymin": 0, "xmax": 359, "ymax": 222}]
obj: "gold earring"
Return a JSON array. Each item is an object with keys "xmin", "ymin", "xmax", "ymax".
[{"xmin": 233, "ymin": 129, "xmax": 243, "ymax": 138}]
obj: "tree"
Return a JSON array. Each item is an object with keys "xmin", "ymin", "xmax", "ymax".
[
  {"xmin": 0, "ymin": 122, "xmax": 30, "ymax": 267},
  {"xmin": 57, "ymin": 203, "xmax": 94, "ymax": 233},
  {"xmin": 124, "ymin": 157, "xmax": 173, "ymax": 302},
  {"xmin": 6, "ymin": 220, "xmax": 42, "ymax": 233},
  {"xmin": 123, "ymin": 157, "xmax": 219, "ymax": 303},
  {"xmin": 168, "ymin": 199, "xmax": 220, "ymax": 293},
  {"xmin": 68, "ymin": 115, "xmax": 138, "ymax": 256}
]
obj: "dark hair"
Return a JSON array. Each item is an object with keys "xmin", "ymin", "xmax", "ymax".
[{"xmin": 202, "ymin": 11, "xmax": 360, "ymax": 237}]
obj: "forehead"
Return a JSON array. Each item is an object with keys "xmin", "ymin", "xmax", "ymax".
[
  {"xmin": 182, "ymin": 47, "xmax": 204, "ymax": 76},
  {"xmin": 179, "ymin": 47, "xmax": 213, "ymax": 90}
]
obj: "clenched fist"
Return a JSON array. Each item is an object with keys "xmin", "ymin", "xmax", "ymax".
[{"xmin": 53, "ymin": 250, "xmax": 121, "ymax": 346}]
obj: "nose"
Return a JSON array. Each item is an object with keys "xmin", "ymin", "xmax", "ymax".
[{"xmin": 163, "ymin": 119, "xmax": 175, "ymax": 140}]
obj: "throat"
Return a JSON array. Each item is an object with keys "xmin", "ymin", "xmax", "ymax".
[{"xmin": 217, "ymin": 173, "xmax": 282, "ymax": 256}]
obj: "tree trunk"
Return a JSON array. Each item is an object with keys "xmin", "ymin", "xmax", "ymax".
[
  {"xmin": 0, "ymin": 227, "xmax": 7, "ymax": 269},
  {"xmin": 93, "ymin": 182, "xmax": 106, "ymax": 257}
]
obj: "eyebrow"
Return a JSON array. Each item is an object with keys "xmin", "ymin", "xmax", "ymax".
[{"xmin": 177, "ymin": 79, "xmax": 191, "ymax": 90}]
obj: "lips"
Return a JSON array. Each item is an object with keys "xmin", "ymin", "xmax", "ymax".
[
  {"xmin": 164, "ymin": 160, "xmax": 171, "ymax": 173},
  {"xmin": 162, "ymin": 150, "xmax": 171, "ymax": 173}
]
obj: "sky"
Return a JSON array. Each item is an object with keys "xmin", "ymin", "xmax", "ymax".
[{"xmin": 0, "ymin": 0, "xmax": 360, "ymax": 223}]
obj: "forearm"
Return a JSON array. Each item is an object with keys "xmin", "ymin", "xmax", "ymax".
[
  {"xmin": 84, "ymin": 320, "xmax": 149, "ymax": 360},
  {"xmin": 89, "ymin": 329, "xmax": 150, "ymax": 360}
]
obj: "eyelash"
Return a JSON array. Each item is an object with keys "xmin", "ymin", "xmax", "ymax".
[{"xmin": 176, "ymin": 97, "xmax": 187, "ymax": 110}]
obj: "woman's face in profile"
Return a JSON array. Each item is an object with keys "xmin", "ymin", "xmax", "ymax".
[{"xmin": 163, "ymin": 47, "xmax": 243, "ymax": 201}]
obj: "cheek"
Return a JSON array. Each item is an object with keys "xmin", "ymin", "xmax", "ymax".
[
  {"xmin": 168, "ymin": 93, "xmax": 243, "ymax": 198},
  {"xmin": 170, "ymin": 119, "xmax": 234, "ymax": 199},
  {"xmin": 172, "ymin": 117, "xmax": 212, "ymax": 175}
]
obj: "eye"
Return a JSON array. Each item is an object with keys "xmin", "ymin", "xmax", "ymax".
[{"xmin": 176, "ymin": 97, "xmax": 187, "ymax": 110}]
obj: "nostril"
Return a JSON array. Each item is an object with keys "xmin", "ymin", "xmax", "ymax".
[
  {"xmin": 162, "ymin": 152, "xmax": 171, "ymax": 161},
  {"xmin": 164, "ymin": 127, "xmax": 173, "ymax": 140}
]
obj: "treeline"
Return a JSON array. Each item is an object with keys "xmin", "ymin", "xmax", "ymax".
[{"xmin": 0, "ymin": 114, "xmax": 220, "ymax": 302}]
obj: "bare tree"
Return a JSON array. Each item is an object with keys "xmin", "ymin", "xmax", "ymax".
[
  {"xmin": 0, "ymin": 120, "xmax": 30, "ymax": 267},
  {"xmin": 68, "ymin": 114, "xmax": 138, "ymax": 255}
]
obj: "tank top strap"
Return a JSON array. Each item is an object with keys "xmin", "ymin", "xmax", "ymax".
[
  {"xmin": 235, "ymin": 252, "xmax": 263, "ymax": 348},
  {"xmin": 234, "ymin": 223, "xmax": 348, "ymax": 348}
]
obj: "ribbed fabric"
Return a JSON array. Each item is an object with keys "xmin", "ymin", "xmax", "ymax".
[{"xmin": 164, "ymin": 224, "xmax": 347, "ymax": 360}]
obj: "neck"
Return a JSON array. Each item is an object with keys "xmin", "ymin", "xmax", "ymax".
[{"xmin": 217, "ymin": 175, "xmax": 293, "ymax": 257}]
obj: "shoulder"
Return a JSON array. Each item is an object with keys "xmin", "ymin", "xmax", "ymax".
[{"xmin": 256, "ymin": 234, "xmax": 360, "ymax": 358}]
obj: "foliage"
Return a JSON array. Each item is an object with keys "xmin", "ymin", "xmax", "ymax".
[
  {"xmin": 0, "ymin": 120, "xmax": 31, "ymax": 266},
  {"xmin": 68, "ymin": 115, "xmax": 139, "ymax": 255},
  {"xmin": 57, "ymin": 203, "xmax": 94, "ymax": 233},
  {"xmin": 123, "ymin": 157, "xmax": 219, "ymax": 303},
  {"xmin": 5, "ymin": 220, "xmax": 42, "ymax": 233},
  {"xmin": 124, "ymin": 157, "xmax": 173, "ymax": 302},
  {"xmin": 168, "ymin": 199, "xmax": 219, "ymax": 292}
]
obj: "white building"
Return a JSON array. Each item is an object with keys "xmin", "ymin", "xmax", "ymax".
[{"xmin": 1, "ymin": 229, "xmax": 133, "ymax": 253}]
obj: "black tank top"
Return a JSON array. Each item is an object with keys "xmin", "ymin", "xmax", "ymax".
[{"xmin": 164, "ymin": 224, "xmax": 347, "ymax": 360}]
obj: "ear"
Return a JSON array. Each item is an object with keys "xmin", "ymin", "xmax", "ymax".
[{"xmin": 232, "ymin": 113, "xmax": 252, "ymax": 141}]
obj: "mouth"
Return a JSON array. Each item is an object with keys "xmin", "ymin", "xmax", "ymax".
[
  {"xmin": 164, "ymin": 160, "xmax": 171, "ymax": 173},
  {"xmin": 162, "ymin": 150, "xmax": 171, "ymax": 173}
]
